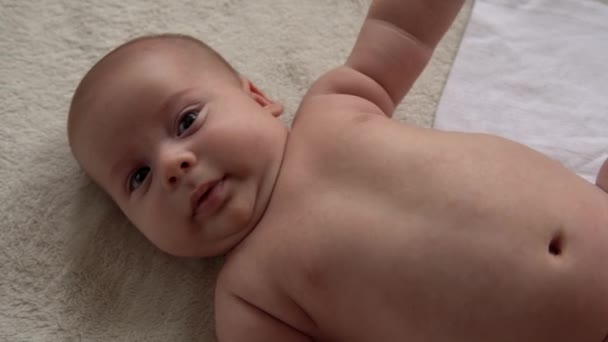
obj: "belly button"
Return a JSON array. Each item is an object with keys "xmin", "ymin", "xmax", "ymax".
[{"xmin": 548, "ymin": 232, "xmax": 564, "ymax": 257}]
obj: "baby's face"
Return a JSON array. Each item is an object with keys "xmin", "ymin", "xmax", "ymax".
[{"xmin": 70, "ymin": 45, "xmax": 287, "ymax": 257}]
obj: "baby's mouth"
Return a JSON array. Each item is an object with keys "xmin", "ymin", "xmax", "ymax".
[
  {"xmin": 197, "ymin": 187, "xmax": 213, "ymax": 204},
  {"xmin": 192, "ymin": 179, "xmax": 218, "ymax": 209},
  {"xmin": 191, "ymin": 176, "xmax": 226, "ymax": 219}
]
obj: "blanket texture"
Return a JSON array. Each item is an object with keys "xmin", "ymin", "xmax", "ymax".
[{"xmin": 0, "ymin": 1, "xmax": 472, "ymax": 341}]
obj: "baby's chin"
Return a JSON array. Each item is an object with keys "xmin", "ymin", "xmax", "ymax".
[{"xmin": 144, "ymin": 224, "xmax": 250, "ymax": 258}]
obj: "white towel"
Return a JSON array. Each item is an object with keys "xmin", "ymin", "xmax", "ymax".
[{"xmin": 434, "ymin": 0, "xmax": 608, "ymax": 184}]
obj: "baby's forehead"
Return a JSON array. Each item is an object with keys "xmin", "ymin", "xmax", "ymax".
[
  {"xmin": 72, "ymin": 38, "xmax": 237, "ymax": 115},
  {"xmin": 69, "ymin": 99, "xmax": 155, "ymax": 193},
  {"xmin": 96, "ymin": 37, "xmax": 235, "ymax": 81},
  {"xmin": 71, "ymin": 45, "xmax": 195, "ymax": 124}
]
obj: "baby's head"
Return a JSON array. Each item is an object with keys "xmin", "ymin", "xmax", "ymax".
[{"xmin": 68, "ymin": 34, "xmax": 287, "ymax": 257}]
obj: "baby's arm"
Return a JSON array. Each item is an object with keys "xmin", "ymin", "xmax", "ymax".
[
  {"xmin": 311, "ymin": 0, "xmax": 464, "ymax": 116},
  {"xmin": 215, "ymin": 290, "xmax": 312, "ymax": 342}
]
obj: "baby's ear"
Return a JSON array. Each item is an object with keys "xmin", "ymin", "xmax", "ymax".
[
  {"xmin": 240, "ymin": 78, "xmax": 283, "ymax": 117},
  {"xmin": 596, "ymin": 158, "xmax": 608, "ymax": 193}
]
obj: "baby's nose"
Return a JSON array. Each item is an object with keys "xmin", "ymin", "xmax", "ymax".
[{"xmin": 161, "ymin": 151, "xmax": 196, "ymax": 189}]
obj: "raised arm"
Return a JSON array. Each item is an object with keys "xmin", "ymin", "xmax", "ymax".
[{"xmin": 311, "ymin": 0, "xmax": 465, "ymax": 116}]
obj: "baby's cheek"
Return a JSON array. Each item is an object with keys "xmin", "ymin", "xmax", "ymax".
[
  {"xmin": 126, "ymin": 203, "xmax": 168, "ymax": 242},
  {"xmin": 227, "ymin": 188, "xmax": 255, "ymax": 227}
]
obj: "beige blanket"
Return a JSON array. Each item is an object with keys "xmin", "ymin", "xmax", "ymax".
[{"xmin": 0, "ymin": 1, "xmax": 472, "ymax": 340}]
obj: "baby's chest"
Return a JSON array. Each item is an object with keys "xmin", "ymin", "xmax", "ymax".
[{"xmin": 282, "ymin": 112, "xmax": 608, "ymax": 340}]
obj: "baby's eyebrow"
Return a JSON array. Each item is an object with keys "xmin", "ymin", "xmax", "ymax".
[{"xmin": 160, "ymin": 88, "xmax": 196, "ymax": 114}]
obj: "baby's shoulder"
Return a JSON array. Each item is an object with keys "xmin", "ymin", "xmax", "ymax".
[
  {"xmin": 292, "ymin": 66, "xmax": 390, "ymax": 128},
  {"xmin": 302, "ymin": 66, "xmax": 394, "ymax": 114},
  {"xmin": 214, "ymin": 241, "xmax": 318, "ymax": 340},
  {"xmin": 284, "ymin": 69, "xmax": 402, "ymax": 175}
]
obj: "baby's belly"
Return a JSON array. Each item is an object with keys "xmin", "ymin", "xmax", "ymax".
[{"xmin": 289, "ymin": 133, "xmax": 608, "ymax": 342}]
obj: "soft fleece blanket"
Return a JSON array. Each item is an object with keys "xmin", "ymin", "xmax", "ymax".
[{"xmin": 0, "ymin": 1, "xmax": 472, "ymax": 341}]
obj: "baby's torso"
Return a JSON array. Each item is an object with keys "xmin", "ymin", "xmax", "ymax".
[{"xmin": 220, "ymin": 95, "xmax": 608, "ymax": 342}]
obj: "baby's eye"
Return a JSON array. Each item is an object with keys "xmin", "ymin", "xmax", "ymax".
[
  {"xmin": 177, "ymin": 110, "xmax": 199, "ymax": 136},
  {"xmin": 128, "ymin": 166, "xmax": 150, "ymax": 192}
]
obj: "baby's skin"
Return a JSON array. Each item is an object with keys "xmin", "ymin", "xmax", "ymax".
[{"xmin": 68, "ymin": 0, "xmax": 608, "ymax": 341}]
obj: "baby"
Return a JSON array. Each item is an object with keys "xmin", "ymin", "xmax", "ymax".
[{"xmin": 67, "ymin": 0, "xmax": 608, "ymax": 341}]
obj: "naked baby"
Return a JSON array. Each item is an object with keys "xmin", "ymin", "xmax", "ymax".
[{"xmin": 67, "ymin": 0, "xmax": 608, "ymax": 341}]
